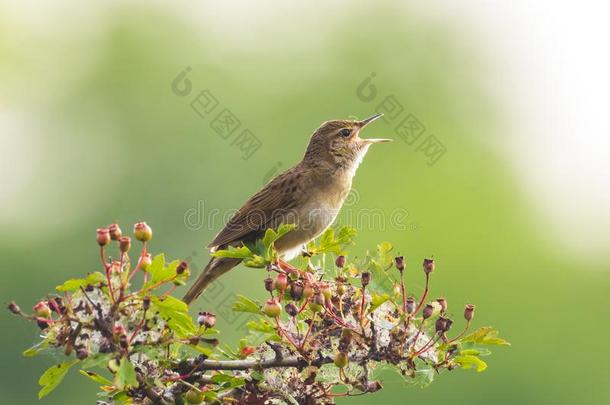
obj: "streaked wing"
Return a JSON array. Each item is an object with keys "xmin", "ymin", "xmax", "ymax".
[{"xmin": 208, "ymin": 167, "xmax": 303, "ymax": 249}]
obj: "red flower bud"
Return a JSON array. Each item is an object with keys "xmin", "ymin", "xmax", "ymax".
[
  {"xmin": 275, "ymin": 273, "xmax": 288, "ymax": 292},
  {"xmin": 309, "ymin": 293, "xmax": 325, "ymax": 313},
  {"xmin": 140, "ymin": 253, "xmax": 152, "ymax": 271},
  {"xmin": 339, "ymin": 328, "xmax": 352, "ymax": 351},
  {"xmin": 119, "ymin": 334, "xmax": 129, "ymax": 350},
  {"xmin": 422, "ymin": 304, "xmax": 434, "ymax": 319},
  {"xmin": 290, "ymin": 281, "xmax": 304, "ymax": 300},
  {"xmin": 303, "ymin": 283, "xmax": 315, "ymax": 299},
  {"xmin": 367, "ymin": 381, "xmax": 383, "ymax": 392},
  {"xmin": 76, "ymin": 346, "xmax": 89, "ymax": 360},
  {"xmin": 108, "ymin": 223, "xmax": 122, "ymax": 241},
  {"xmin": 185, "ymin": 388, "xmax": 205, "ymax": 404},
  {"xmin": 33, "ymin": 301, "xmax": 52, "ymax": 318},
  {"xmin": 336, "ymin": 276, "xmax": 347, "ymax": 295},
  {"xmin": 7, "ymin": 301, "xmax": 22, "ymax": 315},
  {"xmin": 142, "ymin": 296, "xmax": 151, "ymax": 310},
  {"xmin": 394, "ymin": 256, "xmax": 405, "ymax": 272},
  {"xmin": 264, "ymin": 277, "xmax": 274, "ymax": 292},
  {"xmin": 285, "ymin": 302, "xmax": 298, "ymax": 317},
  {"xmin": 113, "ymin": 324, "xmax": 127, "ymax": 337},
  {"xmin": 197, "ymin": 311, "xmax": 216, "ymax": 328},
  {"xmin": 319, "ymin": 282, "xmax": 332, "ymax": 301},
  {"xmin": 176, "ymin": 261, "xmax": 189, "ymax": 275},
  {"xmin": 334, "ymin": 351, "xmax": 348, "ymax": 368},
  {"xmin": 464, "ymin": 304, "xmax": 475, "ymax": 322},
  {"xmin": 435, "ymin": 316, "xmax": 448, "ymax": 333},
  {"xmin": 406, "ymin": 297, "xmax": 416, "ymax": 314},
  {"xmin": 423, "ymin": 258, "xmax": 435, "ymax": 275},
  {"xmin": 240, "ymin": 346, "xmax": 255, "ymax": 358},
  {"xmin": 133, "ymin": 222, "xmax": 153, "ymax": 242},
  {"xmin": 361, "ymin": 272, "xmax": 371, "ymax": 287},
  {"xmin": 262, "ymin": 298, "xmax": 282, "ymax": 318},
  {"xmin": 335, "ymin": 255, "xmax": 346, "ymax": 268},
  {"xmin": 436, "ymin": 297, "xmax": 447, "ymax": 313},
  {"xmin": 96, "ymin": 228, "xmax": 110, "ymax": 247},
  {"xmin": 118, "ymin": 236, "xmax": 131, "ymax": 253}
]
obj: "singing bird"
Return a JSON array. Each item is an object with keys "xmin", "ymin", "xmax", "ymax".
[{"xmin": 183, "ymin": 114, "xmax": 390, "ymax": 304}]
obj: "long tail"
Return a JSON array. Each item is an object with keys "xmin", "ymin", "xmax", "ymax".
[{"xmin": 182, "ymin": 256, "xmax": 241, "ymax": 305}]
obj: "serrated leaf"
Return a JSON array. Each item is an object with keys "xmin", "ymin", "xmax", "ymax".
[
  {"xmin": 232, "ymin": 295, "xmax": 261, "ymax": 314},
  {"xmin": 369, "ymin": 293, "xmax": 390, "ymax": 312},
  {"xmin": 114, "ymin": 357, "xmax": 138, "ymax": 390},
  {"xmin": 79, "ymin": 370, "xmax": 113, "ymax": 386},
  {"xmin": 246, "ymin": 318, "xmax": 276, "ymax": 333},
  {"xmin": 191, "ymin": 345, "xmax": 214, "ymax": 356},
  {"xmin": 365, "ymin": 242, "xmax": 395, "ymax": 296},
  {"xmin": 210, "ymin": 373, "xmax": 247, "ymax": 390},
  {"xmin": 152, "ymin": 296, "xmax": 197, "ymax": 337},
  {"xmin": 38, "ymin": 360, "xmax": 78, "ymax": 399},
  {"xmin": 80, "ymin": 353, "xmax": 112, "ymax": 369},
  {"xmin": 262, "ymin": 224, "xmax": 296, "ymax": 257},
  {"xmin": 23, "ymin": 340, "xmax": 49, "ymax": 357},
  {"xmin": 151, "ymin": 258, "xmax": 180, "ymax": 285},
  {"xmin": 460, "ymin": 348, "xmax": 492, "ymax": 357},
  {"xmin": 146, "ymin": 253, "xmax": 165, "ymax": 274},
  {"xmin": 454, "ymin": 354, "xmax": 488, "ymax": 372},
  {"xmin": 212, "ymin": 245, "xmax": 254, "ymax": 260},
  {"xmin": 412, "ymin": 367, "xmax": 435, "ymax": 387},
  {"xmin": 56, "ymin": 272, "xmax": 106, "ymax": 292},
  {"xmin": 461, "ymin": 327, "xmax": 510, "ymax": 346},
  {"xmin": 310, "ymin": 226, "xmax": 357, "ymax": 255}
]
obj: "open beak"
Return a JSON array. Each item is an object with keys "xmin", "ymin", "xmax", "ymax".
[{"xmin": 357, "ymin": 113, "xmax": 393, "ymax": 143}]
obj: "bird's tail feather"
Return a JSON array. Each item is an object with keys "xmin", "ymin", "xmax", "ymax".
[{"xmin": 182, "ymin": 256, "xmax": 241, "ymax": 305}]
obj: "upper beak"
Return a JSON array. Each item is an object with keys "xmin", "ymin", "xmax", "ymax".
[{"xmin": 357, "ymin": 113, "xmax": 393, "ymax": 143}]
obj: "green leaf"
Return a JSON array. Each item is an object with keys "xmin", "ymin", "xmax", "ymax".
[
  {"xmin": 190, "ymin": 345, "xmax": 214, "ymax": 356},
  {"xmin": 80, "ymin": 353, "xmax": 112, "ymax": 369},
  {"xmin": 460, "ymin": 348, "xmax": 492, "ymax": 357},
  {"xmin": 309, "ymin": 226, "xmax": 357, "ymax": 255},
  {"xmin": 412, "ymin": 367, "xmax": 435, "ymax": 387},
  {"xmin": 152, "ymin": 296, "xmax": 197, "ymax": 338},
  {"xmin": 151, "ymin": 258, "xmax": 180, "ymax": 285},
  {"xmin": 211, "ymin": 373, "xmax": 246, "ymax": 389},
  {"xmin": 114, "ymin": 357, "xmax": 138, "ymax": 390},
  {"xmin": 146, "ymin": 253, "xmax": 165, "ymax": 274},
  {"xmin": 38, "ymin": 360, "xmax": 78, "ymax": 399},
  {"xmin": 23, "ymin": 340, "xmax": 49, "ymax": 357},
  {"xmin": 365, "ymin": 242, "xmax": 395, "ymax": 296},
  {"xmin": 246, "ymin": 318, "xmax": 276, "ymax": 333},
  {"xmin": 56, "ymin": 272, "xmax": 106, "ymax": 292},
  {"xmin": 262, "ymin": 224, "xmax": 295, "ymax": 258},
  {"xmin": 232, "ymin": 295, "xmax": 261, "ymax": 314},
  {"xmin": 212, "ymin": 245, "xmax": 254, "ymax": 260},
  {"xmin": 369, "ymin": 293, "xmax": 390, "ymax": 312},
  {"xmin": 461, "ymin": 327, "xmax": 510, "ymax": 346},
  {"xmin": 79, "ymin": 370, "xmax": 113, "ymax": 386},
  {"xmin": 454, "ymin": 354, "xmax": 488, "ymax": 372}
]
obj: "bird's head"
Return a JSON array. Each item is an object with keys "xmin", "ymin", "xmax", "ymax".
[{"xmin": 303, "ymin": 114, "xmax": 391, "ymax": 172}]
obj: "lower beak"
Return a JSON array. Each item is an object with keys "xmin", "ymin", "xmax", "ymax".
[
  {"xmin": 358, "ymin": 113, "xmax": 392, "ymax": 143},
  {"xmin": 364, "ymin": 138, "xmax": 393, "ymax": 144}
]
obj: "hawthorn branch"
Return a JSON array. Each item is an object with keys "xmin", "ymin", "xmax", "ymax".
[{"xmin": 192, "ymin": 355, "xmax": 365, "ymax": 371}]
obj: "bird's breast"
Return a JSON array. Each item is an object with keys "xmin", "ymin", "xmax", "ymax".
[{"xmin": 274, "ymin": 178, "xmax": 351, "ymax": 257}]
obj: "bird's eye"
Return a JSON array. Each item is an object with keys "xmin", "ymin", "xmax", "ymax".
[{"xmin": 338, "ymin": 128, "xmax": 352, "ymax": 138}]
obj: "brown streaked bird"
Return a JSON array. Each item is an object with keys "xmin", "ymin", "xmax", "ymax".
[{"xmin": 182, "ymin": 114, "xmax": 390, "ymax": 304}]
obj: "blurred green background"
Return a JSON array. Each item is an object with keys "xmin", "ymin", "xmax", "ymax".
[{"xmin": 1, "ymin": 1, "xmax": 608, "ymax": 404}]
